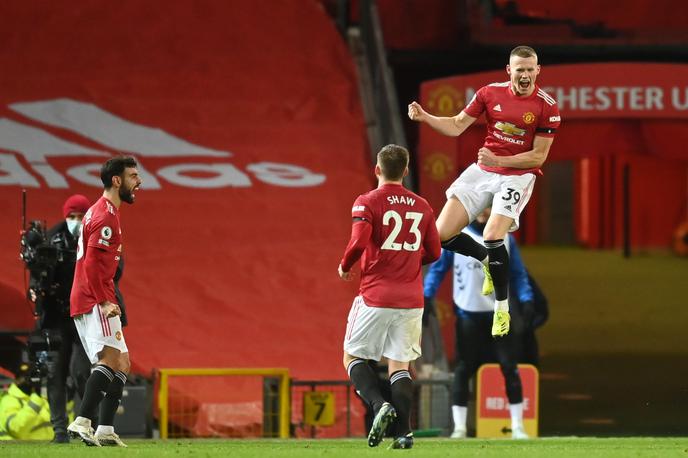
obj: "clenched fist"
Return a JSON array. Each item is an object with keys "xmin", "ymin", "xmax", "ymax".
[
  {"xmin": 477, "ymin": 147, "xmax": 499, "ymax": 167},
  {"xmin": 408, "ymin": 101, "xmax": 426, "ymax": 122}
]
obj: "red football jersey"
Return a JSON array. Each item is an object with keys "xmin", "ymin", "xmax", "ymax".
[
  {"xmin": 70, "ymin": 196, "xmax": 122, "ymax": 316},
  {"xmin": 463, "ymin": 82, "xmax": 561, "ymax": 176},
  {"xmin": 341, "ymin": 183, "xmax": 441, "ymax": 309}
]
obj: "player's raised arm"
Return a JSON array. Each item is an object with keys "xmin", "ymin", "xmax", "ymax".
[{"xmin": 408, "ymin": 101, "xmax": 477, "ymax": 137}]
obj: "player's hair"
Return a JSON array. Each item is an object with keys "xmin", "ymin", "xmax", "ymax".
[
  {"xmin": 510, "ymin": 45, "xmax": 538, "ymax": 60},
  {"xmin": 101, "ymin": 156, "xmax": 138, "ymax": 189},
  {"xmin": 377, "ymin": 144, "xmax": 409, "ymax": 181}
]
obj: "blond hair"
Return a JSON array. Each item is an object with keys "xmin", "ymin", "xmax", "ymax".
[{"xmin": 510, "ymin": 45, "xmax": 538, "ymax": 60}]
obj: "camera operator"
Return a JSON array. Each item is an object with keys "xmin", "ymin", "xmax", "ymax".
[{"xmin": 25, "ymin": 194, "xmax": 93, "ymax": 444}]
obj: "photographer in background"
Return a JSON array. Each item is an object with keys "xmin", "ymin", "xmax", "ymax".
[{"xmin": 26, "ymin": 194, "xmax": 93, "ymax": 444}]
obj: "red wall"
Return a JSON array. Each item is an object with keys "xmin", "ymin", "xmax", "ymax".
[{"xmin": 576, "ymin": 153, "xmax": 688, "ymax": 249}]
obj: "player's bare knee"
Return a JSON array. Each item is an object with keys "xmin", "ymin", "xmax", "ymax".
[
  {"xmin": 437, "ymin": 218, "xmax": 464, "ymax": 241},
  {"xmin": 437, "ymin": 225, "xmax": 456, "ymax": 241},
  {"xmin": 97, "ymin": 358, "xmax": 117, "ymax": 371},
  {"xmin": 484, "ymin": 214, "xmax": 512, "ymax": 240},
  {"xmin": 437, "ymin": 200, "xmax": 469, "ymax": 240},
  {"xmin": 483, "ymin": 229, "xmax": 504, "ymax": 241},
  {"xmin": 483, "ymin": 216, "xmax": 507, "ymax": 238},
  {"xmin": 118, "ymin": 353, "xmax": 131, "ymax": 374},
  {"xmin": 387, "ymin": 359, "xmax": 410, "ymax": 375},
  {"xmin": 343, "ymin": 353, "xmax": 356, "ymax": 370},
  {"xmin": 97, "ymin": 346, "xmax": 121, "ymax": 371}
]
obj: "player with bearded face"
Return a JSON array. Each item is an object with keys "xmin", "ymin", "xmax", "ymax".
[{"xmin": 67, "ymin": 156, "xmax": 141, "ymax": 447}]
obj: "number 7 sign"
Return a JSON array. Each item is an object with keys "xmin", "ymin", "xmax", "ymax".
[{"xmin": 303, "ymin": 391, "xmax": 335, "ymax": 426}]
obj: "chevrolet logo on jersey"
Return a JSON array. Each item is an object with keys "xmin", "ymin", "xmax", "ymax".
[{"xmin": 494, "ymin": 121, "xmax": 526, "ymax": 137}]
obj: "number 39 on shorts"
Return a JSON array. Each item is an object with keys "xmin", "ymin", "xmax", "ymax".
[
  {"xmin": 381, "ymin": 210, "xmax": 423, "ymax": 251},
  {"xmin": 501, "ymin": 187, "xmax": 521, "ymax": 205}
]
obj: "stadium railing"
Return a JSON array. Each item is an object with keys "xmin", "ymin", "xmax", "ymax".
[
  {"xmin": 157, "ymin": 368, "xmax": 290, "ymax": 439},
  {"xmin": 156, "ymin": 368, "xmax": 453, "ymax": 439}
]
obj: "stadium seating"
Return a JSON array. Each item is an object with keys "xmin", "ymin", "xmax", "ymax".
[
  {"xmin": 356, "ymin": 0, "xmax": 688, "ymax": 48},
  {"xmin": 0, "ymin": 0, "xmax": 373, "ymax": 435}
]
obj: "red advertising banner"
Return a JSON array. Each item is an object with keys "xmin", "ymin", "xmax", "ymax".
[
  {"xmin": 0, "ymin": 1, "xmax": 371, "ymax": 384},
  {"xmin": 422, "ymin": 63, "xmax": 688, "ymax": 120},
  {"xmin": 476, "ymin": 364, "xmax": 539, "ymax": 438},
  {"xmin": 0, "ymin": 0, "xmax": 374, "ymax": 437}
]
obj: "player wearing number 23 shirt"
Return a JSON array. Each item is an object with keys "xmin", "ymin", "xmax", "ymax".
[
  {"xmin": 339, "ymin": 148, "xmax": 441, "ymax": 309},
  {"xmin": 339, "ymin": 145, "xmax": 440, "ymax": 450}
]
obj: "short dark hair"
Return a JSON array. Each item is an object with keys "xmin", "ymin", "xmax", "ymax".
[
  {"xmin": 510, "ymin": 45, "xmax": 538, "ymax": 60},
  {"xmin": 101, "ymin": 156, "xmax": 138, "ymax": 189},
  {"xmin": 377, "ymin": 144, "xmax": 409, "ymax": 181}
]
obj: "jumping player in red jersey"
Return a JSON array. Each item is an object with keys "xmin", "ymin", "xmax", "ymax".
[
  {"xmin": 67, "ymin": 156, "xmax": 142, "ymax": 447},
  {"xmin": 408, "ymin": 45, "xmax": 560, "ymax": 338},
  {"xmin": 338, "ymin": 144, "xmax": 441, "ymax": 449}
]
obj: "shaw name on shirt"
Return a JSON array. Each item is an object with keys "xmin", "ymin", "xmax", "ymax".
[{"xmin": 387, "ymin": 195, "xmax": 416, "ymax": 206}]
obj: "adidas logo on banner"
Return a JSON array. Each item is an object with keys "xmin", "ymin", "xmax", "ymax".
[
  {"xmin": 0, "ymin": 98, "xmax": 326, "ymax": 189},
  {"xmin": 494, "ymin": 104, "xmax": 502, "ymax": 112}
]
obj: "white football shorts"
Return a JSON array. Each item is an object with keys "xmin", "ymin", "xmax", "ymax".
[
  {"xmin": 445, "ymin": 163, "xmax": 536, "ymax": 232},
  {"xmin": 343, "ymin": 296, "xmax": 423, "ymax": 363},
  {"xmin": 73, "ymin": 304, "xmax": 128, "ymax": 364}
]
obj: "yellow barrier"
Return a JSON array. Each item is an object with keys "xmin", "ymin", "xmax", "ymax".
[{"xmin": 157, "ymin": 367, "xmax": 290, "ymax": 439}]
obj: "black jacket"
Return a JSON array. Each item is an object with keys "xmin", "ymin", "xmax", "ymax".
[
  {"xmin": 28, "ymin": 221, "xmax": 77, "ymax": 328},
  {"xmin": 29, "ymin": 221, "xmax": 127, "ymax": 328}
]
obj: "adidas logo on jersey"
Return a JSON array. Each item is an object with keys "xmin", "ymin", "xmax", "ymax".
[
  {"xmin": 494, "ymin": 104, "xmax": 502, "ymax": 112},
  {"xmin": 504, "ymin": 205, "xmax": 513, "ymax": 211}
]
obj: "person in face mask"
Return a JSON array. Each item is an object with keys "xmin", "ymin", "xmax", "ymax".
[{"xmin": 27, "ymin": 194, "xmax": 94, "ymax": 444}]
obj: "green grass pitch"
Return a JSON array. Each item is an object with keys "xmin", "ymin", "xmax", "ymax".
[{"xmin": 3, "ymin": 438, "xmax": 688, "ymax": 457}]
